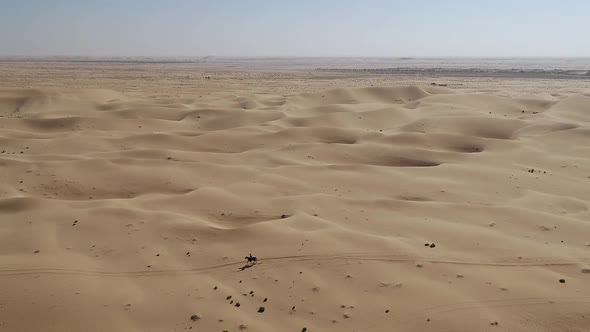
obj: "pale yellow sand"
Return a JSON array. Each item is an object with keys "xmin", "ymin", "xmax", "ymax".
[{"xmin": 1, "ymin": 65, "xmax": 590, "ymax": 331}]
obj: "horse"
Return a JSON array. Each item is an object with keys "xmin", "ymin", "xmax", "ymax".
[{"xmin": 245, "ymin": 253, "xmax": 257, "ymax": 264}]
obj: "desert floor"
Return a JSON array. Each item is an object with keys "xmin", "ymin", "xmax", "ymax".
[{"xmin": 1, "ymin": 60, "xmax": 589, "ymax": 331}]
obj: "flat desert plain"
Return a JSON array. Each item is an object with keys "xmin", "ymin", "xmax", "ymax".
[{"xmin": 0, "ymin": 58, "xmax": 589, "ymax": 332}]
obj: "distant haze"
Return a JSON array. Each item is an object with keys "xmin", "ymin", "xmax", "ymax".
[{"xmin": 1, "ymin": 0, "xmax": 589, "ymax": 57}]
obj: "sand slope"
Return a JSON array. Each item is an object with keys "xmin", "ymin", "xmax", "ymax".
[{"xmin": 0, "ymin": 86, "xmax": 589, "ymax": 331}]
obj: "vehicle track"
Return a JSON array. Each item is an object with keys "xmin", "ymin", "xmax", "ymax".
[{"xmin": 0, "ymin": 253, "xmax": 586, "ymax": 277}]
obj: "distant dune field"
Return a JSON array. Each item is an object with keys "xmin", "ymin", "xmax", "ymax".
[{"xmin": 0, "ymin": 63, "xmax": 589, "ymax": 331}]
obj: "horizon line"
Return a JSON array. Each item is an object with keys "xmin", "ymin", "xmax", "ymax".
[{"xmin": 2, "ymin": 55, "xmax": 590, "ymax": 59}]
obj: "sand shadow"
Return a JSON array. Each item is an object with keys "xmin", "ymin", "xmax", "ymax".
[{"xmin": 238, "ymin": 263, "xmax": 256, "ymax": 271}]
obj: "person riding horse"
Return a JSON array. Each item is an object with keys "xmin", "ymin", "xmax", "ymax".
[{"xmin": 245, "ymin": 253, "xmax": 257, "ymax": 264}]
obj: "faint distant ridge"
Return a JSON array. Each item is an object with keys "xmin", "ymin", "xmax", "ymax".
[
  {"xmin": 315, "ymin": 67, "xmax": 590, "ymax": 79},
  {"xmin": 0, "ymin": 56, "xmax": 211, "ymax": 64}
]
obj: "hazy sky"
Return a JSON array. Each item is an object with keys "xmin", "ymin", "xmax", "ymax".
[{"xmin": 1, "ymin": 0, "xmax": 589, "ymax": 57}]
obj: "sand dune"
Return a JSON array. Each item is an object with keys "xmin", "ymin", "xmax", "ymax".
[{"xmin": 0, "ymin": 84, "xmax": 589, "ymax": 331}]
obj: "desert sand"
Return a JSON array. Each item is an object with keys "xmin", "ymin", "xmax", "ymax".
[{"xmin": 0, "ymin": 59, "xmax": 589, "ymax": 331}]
